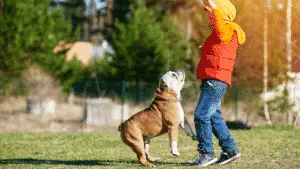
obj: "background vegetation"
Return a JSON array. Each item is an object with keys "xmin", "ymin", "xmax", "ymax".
[{"xmin": 0, "ymin": 0, "xmax": 299, "ymax": 121}]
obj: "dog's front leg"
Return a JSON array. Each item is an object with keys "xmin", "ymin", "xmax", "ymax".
[
  {"xmin": 180, "ymin": 117, "xmax": 198, "ymax": 140},
  {"xmin": 168, "ymin": 125, "xmax": 180, "ymax": 156},
  {"xmin": 177, "ymin": 102, "xmax": 197, "ymax": 140},
  {"xmin": 164, "ymin": 110, "xmax": 180, "ymax": 156}
]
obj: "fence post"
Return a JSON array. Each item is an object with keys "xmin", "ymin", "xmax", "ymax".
[
  {"xmin": 121, "ymin": 80, "xmax": 126, "ymax": 123},
  {"xmin": 234, "ymin": 87, "xmax": 239, "ymax": 120}
]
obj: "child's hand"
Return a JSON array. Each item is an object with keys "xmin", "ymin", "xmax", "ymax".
[
  {"xmin": 207, "ymin": 0, "xmax": 217, "ymax": 9},
  {"xmin": 197, "ymin": 0, "xmax": 205, "ymax": 7}
]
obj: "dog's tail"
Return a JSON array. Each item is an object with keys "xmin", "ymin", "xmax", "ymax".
[{"xmin": 118, "ymin": 122, "xmax": 124, "ymax": 131}]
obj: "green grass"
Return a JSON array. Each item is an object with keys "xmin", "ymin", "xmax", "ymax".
[{"xmin": 0, "ymin": 126, "xmax": 300, "ymax": 168}]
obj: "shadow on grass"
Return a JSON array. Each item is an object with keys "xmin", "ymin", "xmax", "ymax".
[
  {"xmin": 0, "ymin": 158, "xmax": 136, "ymax": 166},
  {"xmin": 0, "ymin": 158, "xmax": 189, "ymax": 167},
  {"xmin": 226, "ymin": 120, "xmax": 251, "ymax": 130}
]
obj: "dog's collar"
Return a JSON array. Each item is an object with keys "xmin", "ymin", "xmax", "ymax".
[{"xmin": 154, "ymin": 97, "xmax": 181, "ymax": 103}]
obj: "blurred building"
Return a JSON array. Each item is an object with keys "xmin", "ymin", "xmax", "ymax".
[
  {"xmin": 51, "ymin": 0, "xmax": 115, "ymax": 66},
  {"xmin": 50, "ymin": 0, "xmax": 114, "ymax": 44},
  {"xmin": 53, "ymin": 40, "xmax": 114, "ymax": 67}
]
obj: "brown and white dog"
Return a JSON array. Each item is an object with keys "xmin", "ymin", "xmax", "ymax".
[{"xmin": 119, "ymin": 70, "xmax": 196, "ymax": 167}]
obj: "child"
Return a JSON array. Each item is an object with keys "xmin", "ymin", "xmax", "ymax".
[{"xmin": 190, "ymin": 0, "xmax": 246, "ymax": 166}]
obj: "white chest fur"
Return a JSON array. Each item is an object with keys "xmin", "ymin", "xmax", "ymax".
[
  {"xmin": 175, "ymin": 91, "xmax": 185, "ymax": 128},
  {"xmin": 177, "ymin": 102, "xmax": 185, "ymax": 128}
]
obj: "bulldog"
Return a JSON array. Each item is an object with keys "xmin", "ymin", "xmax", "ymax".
[{"xmin": 119, "ymin": 70, "xmax": 197, "ymax": 167}]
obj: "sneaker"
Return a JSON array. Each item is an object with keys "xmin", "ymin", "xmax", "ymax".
[
  {"xmin": 190, "ymin": 150, "xmax": 217, "ymax": 167},
  {"xmin": 215, "ymin": 149, "xmax": 241, "ymax": 165}
]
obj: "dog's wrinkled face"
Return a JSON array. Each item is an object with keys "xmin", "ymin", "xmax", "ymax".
[{"xmin": 159, "ymin": 70, "xmax": 185, "ymax": 94}]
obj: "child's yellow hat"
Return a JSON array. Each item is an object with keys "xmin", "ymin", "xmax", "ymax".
[
  {"xmin": 214, "ymin": 0, "xmax": 236, "ymax": 21},
  {"xmin": 204, "ymin": 0, "xmax": 236, "ymax": 21},
  {"xmin": 204, "ymin": 0, "xmax": 245, "ymax": 44}
]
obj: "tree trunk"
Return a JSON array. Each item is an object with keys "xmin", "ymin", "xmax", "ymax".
[
  {"xmin": 107, "ymin": 0, "xmax": 114, "ymax": 26},
  {"xmin": 106, "ymin": 0, "xmax": 114, "ymax": 39},
  {"xmin": 294, "ymin": 111, "xmax": 300, "ymax": 126},
  {"xmin": 185, "ymin": 6, "xmax": 192, "ymax": 66},
  {"xmin": 286, "ymin": 0, "xmax": 293, "ymax": 125},
  {"xmin": 186, "ymin": 7, "xmax": 192, "ymax": 41},
  {"xmin": 263, "ymin": 0, "xmax": 272, "ymax": 125}
]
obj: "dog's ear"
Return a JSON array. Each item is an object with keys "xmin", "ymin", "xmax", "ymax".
[{"xmin": 155, "ymin": 88, "xmax": 161, "ymax": 95}]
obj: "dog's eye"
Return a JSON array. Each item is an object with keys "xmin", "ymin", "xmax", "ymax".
[{"xmin": 172, "ymin": 73, "xmax": 178, "ymax": 79}]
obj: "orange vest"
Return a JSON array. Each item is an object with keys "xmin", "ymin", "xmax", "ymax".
[{"xmin": 196, "ymin": 9, "xmax": 241, "ymax": 86}]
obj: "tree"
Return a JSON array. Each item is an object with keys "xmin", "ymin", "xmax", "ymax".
[
  {"xmin": 111, "ymin": 0, "xmax": 168, "ymax": 101},
  {"xmin": 0, "ymin": 0, "xmax": 87, "ymax": 95},
  {"xmin": 161, "ymin": 16, "xmax": 194, "ymax": 80},
  {"xmin": 112, "ymin": 0, "xmax": 167, "ymax": 83}
]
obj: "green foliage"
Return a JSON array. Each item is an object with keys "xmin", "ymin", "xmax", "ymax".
[
  {"xmin": 0, "ymin": 0, "xmax": 88, "ymax": 95},
  {"xmin": 111, "ymin": 0, "xmax": 167, "ymax": 83},
  {"xmin": 92, "ymin": 54, "xmax": 117, "ymax": 80},
  {"xmin": 112, "ymin": 0, "xmax": 194, "ymax": 84},
  {"xmin": 0, "ymin": 0, "xmax": 36, "ymax": 93},
  {"xmin": 161, "ymin": 16, "xmax": 194, "ymax": 80},
  {"xmin": 109, "ymin": 0, "xmax": 196, "ymax": 102}
]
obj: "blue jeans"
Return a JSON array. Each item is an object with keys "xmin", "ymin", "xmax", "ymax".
[{"xmin": 194, "ymin": 79, "xmax": 237, "ymax": 153}]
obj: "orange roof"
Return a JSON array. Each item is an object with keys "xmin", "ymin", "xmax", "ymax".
[{"xmin": 54, "ymin": 41, "xmax": 92, "ymax": 67}]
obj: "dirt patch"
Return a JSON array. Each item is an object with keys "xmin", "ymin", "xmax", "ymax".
[
  {"xmin": 0, "ymin": 96, "xmax": 154, "ymax": 133},
  {"xmin": 0, "ymin": 96, "xmax": 299, "ymax": 133}
]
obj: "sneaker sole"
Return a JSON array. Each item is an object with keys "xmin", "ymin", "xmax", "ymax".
[
  {"xmin": 218, "ymin": 153, "xmax": 241, "ymax": 165},
  {"xmin": 199, "ymin": 158, "xmax": 218, "ymax": 167}
]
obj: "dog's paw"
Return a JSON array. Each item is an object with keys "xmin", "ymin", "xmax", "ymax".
[
  {"xmin": 180, "ymin": 122, "xmax": 185, "ymax": 129},
  {"xmin": 171, "ymin": 150, "xmax": 180, "ymax": 156},
  {"xmin": 147, "ymin": 156, "xmax": 161, "ymax": 162},
  {"xmin": 170, "ymin": 141, "xmax": 180, "ymax": 156}
]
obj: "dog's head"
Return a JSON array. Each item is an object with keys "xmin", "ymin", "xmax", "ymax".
[{"xmin": 158, "ymin": 70, "xmax": 185, "ymax": 95}]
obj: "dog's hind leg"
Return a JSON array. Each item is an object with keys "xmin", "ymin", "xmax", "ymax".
[
  {"xmin": 132, "ymin": 135, "xmax": 155, "ymax": 167},
  {"xmin": 144, "ymin": 136, "xmax": 161, "ymax": 162},
  {"xmin": 123, "ymin": 127, "xmax": 154, "ymax": 167}
]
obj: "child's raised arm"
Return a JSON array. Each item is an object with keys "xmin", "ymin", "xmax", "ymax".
[
  {"xmin": 207, "ymin": 0, "xmax": 231, "ymax": 42},
  {"xmin": 211, "ymin": 9, "xmax": 231, "ymax": 41}
]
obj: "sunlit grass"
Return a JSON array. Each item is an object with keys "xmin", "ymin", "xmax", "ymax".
[{"xmin": 0, "ymin": 126, "xmax": 299, "ymax": 168}]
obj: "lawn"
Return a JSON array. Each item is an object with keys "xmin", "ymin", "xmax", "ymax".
[{"xmin": 0, "ymin": 126, "xmax": 299, "ymax": 168}]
